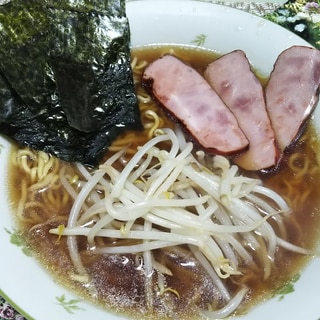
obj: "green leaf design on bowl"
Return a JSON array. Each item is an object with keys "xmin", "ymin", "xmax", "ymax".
[
  {"xmin": 56, "ymin": 294, "xmax": 85, "ymax": 314},
  {"xmin": 272, "ymin": 273, "xmax": 300, "ymax": 301},
  {"xmin": 191, "ymin": 33, "xmax": 207, "ymax": 46},
  {"xmin": 4, "ymin": 228, "xmax": 32, "ymax": 256}
]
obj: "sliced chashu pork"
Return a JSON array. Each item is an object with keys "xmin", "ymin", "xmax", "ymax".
[
  {"xmin": 204, "ymin": 50, "xmax": 278, "ymax": 171},
  {"xmin": 265, "ymin": 45, "xmax": 320, "ymax": 151},
  {"xmin": 142, "ymin": 54, "xmax": 249, "ymax": 155}
]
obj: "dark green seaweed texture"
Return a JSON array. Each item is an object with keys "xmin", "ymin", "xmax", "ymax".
[{"xmin": 0, "ymin": 0, "xmax": 142, "ymax": 166}]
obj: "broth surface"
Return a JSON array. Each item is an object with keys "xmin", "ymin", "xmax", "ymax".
[{"xmin": 8, "ymin": 45, "xmax": 320, "ymax": 319}]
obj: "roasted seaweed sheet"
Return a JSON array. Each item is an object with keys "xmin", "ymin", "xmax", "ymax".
[{"xmin": 0, "ymin": 0, "xmax": 142, "ymax": 165}]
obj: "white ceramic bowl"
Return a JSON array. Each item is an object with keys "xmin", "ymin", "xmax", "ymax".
[{"xmin": 0, "ymin": 1, "xmax": 319, "ymax": 319}]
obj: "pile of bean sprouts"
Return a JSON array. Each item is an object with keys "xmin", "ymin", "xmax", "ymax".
[{"xmin": 50, "ymin": 127, "xmax": 308, "ymax": 318}]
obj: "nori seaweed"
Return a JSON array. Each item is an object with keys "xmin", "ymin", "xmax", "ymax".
[{"xmin": 0, "ymin": 0, "xmax": 142, "ymax": 166}]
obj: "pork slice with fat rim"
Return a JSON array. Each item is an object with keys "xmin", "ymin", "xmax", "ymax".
[
  {"xmin": 265, "ymin": 45, "xmax": 320, "ymax": 151},
  {"xmin": 142, "ymin": 55, "xmax": 249, "ymax": 155},
  {"xmin": 204, "ymin": 50, "xmax": 278, "ymax": 171}
]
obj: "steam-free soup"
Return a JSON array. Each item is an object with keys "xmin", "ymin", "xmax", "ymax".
[{"xmin": 8, "ymin": 46, "xmax": 320, "ymax": 319}]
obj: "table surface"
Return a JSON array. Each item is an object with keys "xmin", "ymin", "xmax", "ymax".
[{"xmin": 1, "ymin": 0, "xmax": 319, "ymax": 319}]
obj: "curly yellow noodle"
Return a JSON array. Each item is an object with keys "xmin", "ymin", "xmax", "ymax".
[
  {"xmin": 20, "ymin": 155, "xmax": 35, "ymax": 180},
  {"xmin": 10, "ymin": 146, "xmax": 68, "ymax": 224},
  {"xmin": 16, "ymin": 178, "xmax": 28, "ymax": 219},
  {"xmin": 109, "ymin": 109, "xmax": 164, "ymax": 154},
  {"xmin": 137, "ymin": 93, "xmax": 151, "ymax": 104},
  {"xmin": 38, "ymin": 154, "xmax": 59, "ymax": 180},
  {"xmin": 281, "ymin": 180, "xmax": 295, "ymax": 208},
  {"xmin": 287, "ymin": 153, "xmax": 310, "ymax": 178},
  {"xmin": 13, "ymin": 149, "xmax": 33, "ymax": 164},
  {"xmin": 36, "ymin": 151, "xmax": 50, "ymax": 179},
  {"xmin": 28, "ymin": 172, "xmax": 59, "ymax": 192},
  {"xmin": 44, "ymin": 186, "xmax": 70, "ymax": 209},
  {"xmin": 13, "ymin": 148, "xmax": 60, "ymax": 186},
  {"xmin": 278, "ymin": 145, "xmax": 320, "ymax": 245},
  {"xmin": 24, "ymin": 203, "xmax": 48, "ymax": 224},
  {"xmin": 144, "ymin": 110, "xmax": 161, "ymax": 139},
  {"xmin": 131, "ymin": 56, "xmax": 148, "ymax": 71}
]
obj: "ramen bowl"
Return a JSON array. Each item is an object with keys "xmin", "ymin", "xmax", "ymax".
[{"xmin": 1, "ymin": 1, "xmax": 320, "ymax": 320}]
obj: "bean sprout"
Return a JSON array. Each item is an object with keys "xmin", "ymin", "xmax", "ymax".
[{"xmin": 50, "ymin": 127, "xmax": 305, "ymax": 317}]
